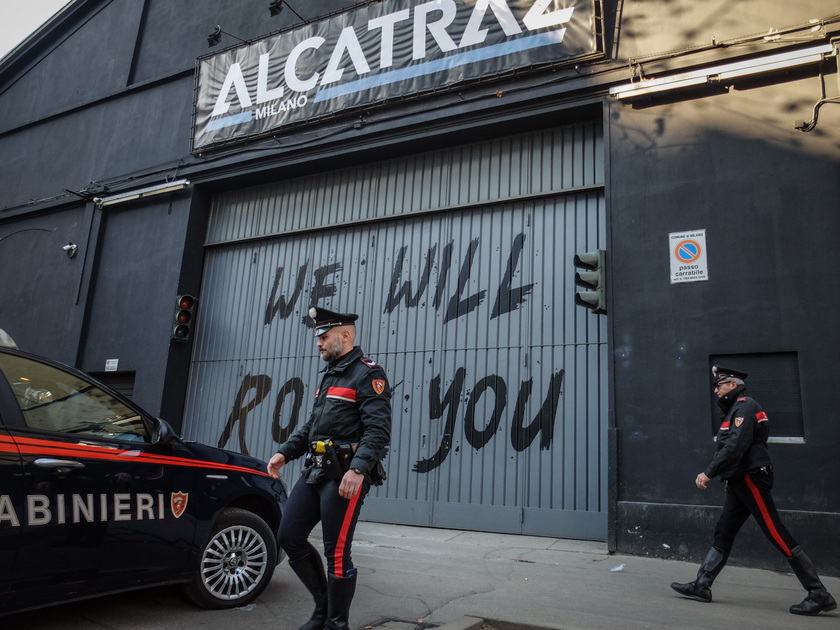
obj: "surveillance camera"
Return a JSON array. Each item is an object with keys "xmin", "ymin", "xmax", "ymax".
[{"xmin": 63, "ymin": 243, "xmax": 78, "ymax": 258}]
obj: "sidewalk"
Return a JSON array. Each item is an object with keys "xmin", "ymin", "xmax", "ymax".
[
  {"xmin": 282, "ymin": 522, "xmax": 840, "ymax": 630},
  {"xmin": 5, "ymin": 521, "xmax": 837, "ymax": 630}
]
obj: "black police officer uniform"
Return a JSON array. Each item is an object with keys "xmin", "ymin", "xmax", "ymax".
[
  {"xmin": 671, "ymin": 366, "xmax": 836, "ymax": 616},
  {"xmin": 276, "ymin": 307, "xmax": 391, "ymax": 630}
]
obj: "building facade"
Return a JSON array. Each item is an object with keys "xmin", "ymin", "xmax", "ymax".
[{"xmin": 1, "ymin": 0, "xmax": 838, "ymax": 575}]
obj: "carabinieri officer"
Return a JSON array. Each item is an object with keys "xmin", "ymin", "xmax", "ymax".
[
  {"xmin": 267, "ymin": 306, "xmax": 392, "ymax": 630},
  {"xmin": 670, "ymin": 365, "xmax": 835, "ymax": 616}
]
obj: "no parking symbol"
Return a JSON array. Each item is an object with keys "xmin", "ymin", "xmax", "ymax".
[{"xmin": 669, "ymin": 230, "xmax": 708, "ymax": 283}]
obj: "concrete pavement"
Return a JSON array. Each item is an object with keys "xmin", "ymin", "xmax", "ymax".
[
  {"xmin": 344, "ymin": 523, "xmax": 839, "ymax": 630},
  {"xmin": 5, "ymin": 522, "xmax": 838, "ymax": 629}
]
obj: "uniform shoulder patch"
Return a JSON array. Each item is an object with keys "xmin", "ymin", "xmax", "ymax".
[
  {"xmin": 372, "ymin": 379, "xmax": 385, "ymax": 395},
  {"xmin": 360, "ymin": 357, "xmax": 378, "ymax": 368},
  {"xmin": 734, "ymin": 417, "xmax": 744, "ymax": 428}
]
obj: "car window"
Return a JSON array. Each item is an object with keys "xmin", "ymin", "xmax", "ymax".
[{"xmin": 0, "ymin": 353, "xmax": 148, "ymax": 442}]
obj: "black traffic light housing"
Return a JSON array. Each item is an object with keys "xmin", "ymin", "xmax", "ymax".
[
  {"xmin": 172, "ymin": 295, "xmax": 198, "ymax": 341},
  {"xmin": 574, "ymin": 250, "xmax": 606, "ymax": 314}
]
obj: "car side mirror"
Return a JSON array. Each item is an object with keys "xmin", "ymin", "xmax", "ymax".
[{"xmin": 152, "ymin": 418, "xmax": 180, "ymax": 447}]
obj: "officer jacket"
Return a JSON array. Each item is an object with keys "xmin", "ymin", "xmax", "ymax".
[
  {"xmin": 704, "ymin": 384, "xmax": 772, "ymax": 481},
  {"xmin": 278, "ymin": 346, "xmax": 391, "ymax": 483}
]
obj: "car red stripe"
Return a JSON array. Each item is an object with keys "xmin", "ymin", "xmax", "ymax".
[{"xmin": 0, "ymin": 434, "xmax": 270, "ymax": 477}]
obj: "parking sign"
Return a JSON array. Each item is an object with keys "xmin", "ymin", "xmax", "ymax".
[{"xmin": 669, "ymin": 230, "xmax": 708, "ymax": 283}]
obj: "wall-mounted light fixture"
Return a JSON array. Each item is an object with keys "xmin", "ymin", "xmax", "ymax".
[
  {"xmin": 793, "ymin": 37, "xmax": 840, "ymax": 132},
  {"xmin": 834, "ymin": 37, "xmax": 840, "ymax": 94},
  {"xmin": 92, "ymin": 179, "xmax": 189, "ymax": 209},
  {"xmin": 610, "ymin": 43, "xmax": 834, "ymax": 100},
  {"xmin": 208, "ymin": 26, "xmax": 245, "ymax": 48},
  {"xmin": 269, "ymin": 0, "xmax": 306, "ymax": 22}
]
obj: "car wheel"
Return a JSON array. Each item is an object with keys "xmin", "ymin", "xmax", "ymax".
[{"xmin": 185, "ymin": 507, "xmax": 277, "ymax": 609}]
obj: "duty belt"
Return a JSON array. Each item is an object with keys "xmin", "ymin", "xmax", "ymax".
[{"xmin": 307, "ymin": 440, "xmax": 359, "ymax": 478}]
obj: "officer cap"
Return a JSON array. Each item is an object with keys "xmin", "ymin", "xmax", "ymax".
[
  {"xmin": 712, "ymin": 365, "xmax": 748, "ymax": 385},
  {"xmin": 309, "ymin": 307, "xmax": 358, "ymax": 337}
]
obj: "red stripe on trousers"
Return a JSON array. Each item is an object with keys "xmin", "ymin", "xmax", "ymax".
[
  {"xmin": 332, "ymin": 486, "xmax": 361, "ymax": 577},
  {"xmin": 744, "ymin": 474, "xmax": 792, "ymax": 557}
]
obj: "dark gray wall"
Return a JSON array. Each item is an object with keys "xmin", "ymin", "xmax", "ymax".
[
  {"xmin": 0, "ymin": 207, "xmax": 89, "ymax": 361},
  {"xmin": 0, "ymin": 0, "xmax": 357, "ymax": 214},
  {"xmin": 78, "ymin": 195, "xmax": 194, "ymax": 412},
  {"xmin": 608, "ymin": 73, "xmax": 840, "ymax": 574}
]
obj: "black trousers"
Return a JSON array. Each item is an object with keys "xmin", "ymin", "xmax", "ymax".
[
  {"xmin": 278, "ymin": 474, "xmax": 369, "ymax": 577},
  {"xmin": 713, "ymin": 469, "xmax": 798, "ymax": 558}
]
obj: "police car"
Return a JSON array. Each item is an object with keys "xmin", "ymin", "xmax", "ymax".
[{"xmin": 0, "ymin": 346, "xmax": 287, "ymax": 615}]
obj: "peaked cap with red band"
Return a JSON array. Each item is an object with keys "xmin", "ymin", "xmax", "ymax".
[
  {"xmin": 309, "ymin": 306, "xmax": 358, "ymax": 337},
  {"xmin": 711, "ymin": 364, "xmax": 748, "ymax": 385}
]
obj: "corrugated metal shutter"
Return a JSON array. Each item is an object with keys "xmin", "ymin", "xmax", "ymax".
[{"xmin": 183, "ymin": 121, "xmax": 606, "ymax": 539}]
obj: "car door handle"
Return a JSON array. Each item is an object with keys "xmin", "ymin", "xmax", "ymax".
[{"xmin": 34, "ymin": 458, "xmax": 86, "ymax": 473}]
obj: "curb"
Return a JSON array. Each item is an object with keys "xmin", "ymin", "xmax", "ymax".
[
  {"xmin": 432, "ymin": 617, "xmax": 556, "ymax": 630},
  {"xmin": 433, "ymin": 616, "xmax": 485, "ymax": 630}
]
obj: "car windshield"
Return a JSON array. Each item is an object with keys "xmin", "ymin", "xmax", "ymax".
[{"xmin": 0, "ymin": 353, "xmax": 148, "ymax": 442}]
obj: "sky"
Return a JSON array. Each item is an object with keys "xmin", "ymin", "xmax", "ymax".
[{"xmin": 0, "ymin": 1, "xmax": 70, "ymax": 60}]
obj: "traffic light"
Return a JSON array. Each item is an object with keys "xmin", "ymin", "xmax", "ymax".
[
  {"xmin": 574, "ymin": 250, "xmax": 606, "ymax": 314},
  {"xmin": 172, "ymin": 295, "xmax": 197, "ymax": 341}
]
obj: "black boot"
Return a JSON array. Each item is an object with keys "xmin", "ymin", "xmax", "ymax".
[
  {"xmin": 670, "ymin": 547, "xmax": 728, "ymax": 602},
  {"xmin": 787, "ymin": 547, "xmax": 837, "ymax": 616},
  {"xmin": 288, "ymin": 553, "xmax": 329, "ymax": 630},
  {"xmin": 325, "ymin": 572, "xmax": 357, "ymax": 630}
]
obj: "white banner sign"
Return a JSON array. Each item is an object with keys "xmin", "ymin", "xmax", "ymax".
[{"xmin": 192, "ymin": 0, "xmax": 602, "ymax": 152}]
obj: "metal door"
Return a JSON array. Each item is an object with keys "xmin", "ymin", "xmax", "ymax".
[{"xmin": 184, "ymin": 121, "xmax": 607, "ymax": 540}]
